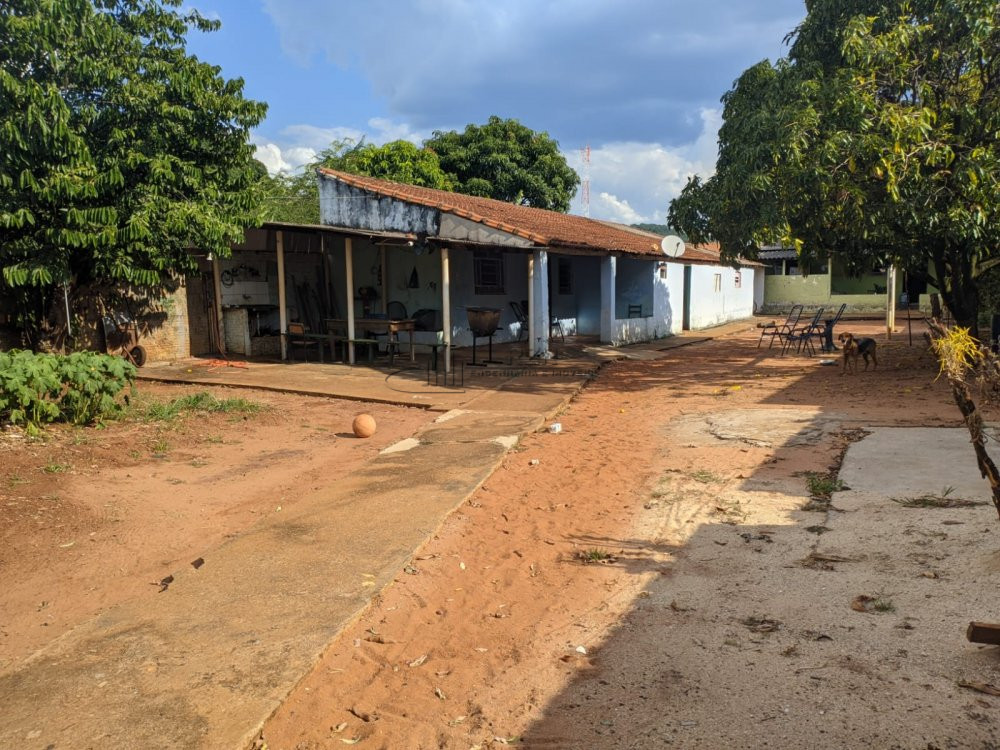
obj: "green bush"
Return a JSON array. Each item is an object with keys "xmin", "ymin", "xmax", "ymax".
[{"xmin": 0, "ymin": 350, "xmax": 135, "ymax": 429}]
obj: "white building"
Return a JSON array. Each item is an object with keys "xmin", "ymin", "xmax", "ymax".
[{"xmin": 302, "ymin": 169, "xmax": 758, "ymax": 368}]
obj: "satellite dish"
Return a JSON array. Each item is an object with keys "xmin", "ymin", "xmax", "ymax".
[{"xmin": 660, "ymin": 235, "xmax": 685, "ymax": 258}]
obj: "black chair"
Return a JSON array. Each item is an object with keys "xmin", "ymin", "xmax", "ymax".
[
  {"xmin": 817, "ymin": 303, "xmax": 847, "ymax": 352},
  {"xmin": 550, "ymin": 316, "xmax": 565, "ymax": 343},
  {"xmin": 759, "ymin": 305, "xmax": 803, "ymax": 349},
  {"xmin": 287, "ymin": 321, "xmax": 324, "ymax": 362},
  {"xmin": 510, "ymin": 301, "xmax": 528, "ymax": 341},
  {"xmin": 782, "ymin": 307, "xmax": 825, "ymax": 356}
]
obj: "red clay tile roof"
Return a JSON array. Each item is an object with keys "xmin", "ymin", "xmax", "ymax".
[{"xmin": 318, "ymin": 169, "xmax": 734, "ymax": 265}]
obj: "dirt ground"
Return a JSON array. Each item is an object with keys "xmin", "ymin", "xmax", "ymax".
[
  {"xmin": 0, "ymin": 383, "xmax": 434, "ymax": 668},
  {"xmin": 261, "ymin": 322, "xmax": 1000, "ymax": 749},
  {"xmin": 5, "ymin": 323, "xmax": 1000, "ymax": 750}
]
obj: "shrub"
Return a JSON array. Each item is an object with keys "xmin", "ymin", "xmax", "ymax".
[{"xmin": 0, "ymin": 350, "xmax": 135, "ymax": 430}]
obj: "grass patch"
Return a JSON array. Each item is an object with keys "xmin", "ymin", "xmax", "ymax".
[
  {"xmin": 892, "ymin": 486, "xmax": 984, "ymax": 508},
  {"xmin": 7, "ymin": 473, "xmax": 29, "ymax": 487},
  {"xmin": 801, "ymin": 471, "xmax": 847, "ymax": 511},
  {"xmin": 151, "ymin": 438, "xmax": 170, "ymax": 455},
  {"xmin": 690, "ymin": 469, "xmax": 722, "ymax": 484},
  {"xmin": 139, "ymin": 392, "xmax": 264, "ymax": 422},
  {"xmin": 851, "ymin": 594, "xmax": 896, "ymax": 614},
  {"xmin": 42, "ymin": 462, "xmax": 69, "ymax": 474},
  {"xmin": 805, "ymin": 472, "xmax": 845, "ymax": 498},
  {"xmin": 714, "ymin": 496, "xmax": 748, "ymax": 524},
  {"xmin": 575, "ymin": 548, "xmax": 618, "ymax": 564}
]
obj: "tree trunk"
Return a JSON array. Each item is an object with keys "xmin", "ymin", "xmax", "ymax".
[
  {"xmin": 933, "ymin": 248, "xmax": 981, "ymax": 338},
  {"xmin": 927, "ymin": 319, "xmax": 1000, "ymax": 520}
]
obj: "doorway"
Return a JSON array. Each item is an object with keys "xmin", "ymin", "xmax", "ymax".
[{"xmin": 682, "ymin": 265, "xmax": 692, "ymax": 331}]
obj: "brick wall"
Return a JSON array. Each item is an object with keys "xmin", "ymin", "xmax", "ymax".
[
  {"xmin": 137, "ymin": 277, "xmax": 191, "ymax": 362},
  {"xmin": 135, "ymin": 268, "xmax": 213, "ymax": 361}
]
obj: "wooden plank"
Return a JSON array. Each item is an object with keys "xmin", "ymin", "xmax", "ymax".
[
  {"xmin": 967, "ymin": 622, "xmax": 1000, "ymax": 645},
  {"xmin": 276, "ymin": 230, "xmax": 287, "ymax": 360},
  {"xmin": 345, "ymin": 236, "xmax": 355, "ymax": 365}
]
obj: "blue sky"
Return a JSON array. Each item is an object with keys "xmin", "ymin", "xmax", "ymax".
[{"xmin": 187, "ymin": 0, "xmax": 805, "ymax": 224}]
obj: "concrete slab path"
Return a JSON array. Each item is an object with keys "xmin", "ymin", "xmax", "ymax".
[
  {"xmin": 0, "ymin": 320, "xmax": 754, "ymax": 749},
  {"xmin": 0, "ymin": 405, "xmax": 566, "ymax": 749}
]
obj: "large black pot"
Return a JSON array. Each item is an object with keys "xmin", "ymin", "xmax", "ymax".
[{"xmin": 466, "ymin": 306, "xmax": 502, "ymax": 336}]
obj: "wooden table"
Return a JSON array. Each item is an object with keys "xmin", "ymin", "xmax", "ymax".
[{"xmin": 326, "ymin": 318, "xmax": 417, "ymax": 363}]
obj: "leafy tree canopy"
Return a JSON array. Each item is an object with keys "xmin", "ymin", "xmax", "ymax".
[
  {"xmin": 425, "ymin": 116, "xmax": 580, "ymax": 212},
  {"xmin": 0, "ymin": 0, "xmax": 267, "ymax": 295},
  {"xmin": 668, "ymin": 0, "xmax": 1000, "ymax": 332},
  {"xmin": 630, "ymin": 223, "xmax": 685, "ymax": 239}
]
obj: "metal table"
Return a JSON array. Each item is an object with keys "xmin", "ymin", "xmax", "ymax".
[{"xmin": 326, "ymin": 318, "xmax": 417, "ymax": 362}]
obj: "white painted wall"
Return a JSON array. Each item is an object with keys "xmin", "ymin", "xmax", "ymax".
[
  {"xmin": 608, "ymin": 261, "xmax": 753, "ymax": 344},
  {"xmin": 612, "ymin": 260, "xmax": 680, "ymax": 343},
  {"xmin": 230, "ymin": 234, "xmax": 756, "ymax": 354},
  {"xmin": 753, "ymin": 267, "xmax": 766, "ymax": 313},
  {"xmin": 686, "ymin": 264, "xmax": 755, "ymax": 329}
]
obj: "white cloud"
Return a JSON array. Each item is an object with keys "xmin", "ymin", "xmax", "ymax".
[
  {"xmin": 253, "ymin": 142, "xmax": 291, "ymax": 174},
  {"xmin": 259, "ymin": 0, "xmax": 802, "ymax": 145},
  {"xmin": 567, "ymin": 108, "xmax": 720, "ymax": 224},
  {"xmin": 596, "ymin": 193, "xmax": 644, "ymax": 224}
]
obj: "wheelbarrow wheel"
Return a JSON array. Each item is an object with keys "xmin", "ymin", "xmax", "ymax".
[{"xmin": 127, "ymin": 345, "xmax": 147, "ymax": 367}]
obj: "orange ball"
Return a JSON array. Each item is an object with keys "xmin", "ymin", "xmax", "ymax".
[{"xmin": 352, "ymin": 413, "xmax": 377, "ymax": 438}]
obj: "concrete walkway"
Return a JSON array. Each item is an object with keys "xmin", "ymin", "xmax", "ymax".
[
  {"xmin": 0, "ymin": 389, "xmax": 581, "ymax": 749},
  {"xmin": 136, "ymin": 322, "xmax": 753, "ymax": 411}
]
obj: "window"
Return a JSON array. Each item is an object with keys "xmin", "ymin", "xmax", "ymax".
[
  {"xmin": 734, "ymin": 272, "xmax": 742, "ymax": 288},
  {"xmin": 557, "ymin": 258, "xmax": 573, "ymax": 295},
  {"xmin": 713, "ymin": 273, "xmax": 722, "ymax": 292},
  {"xmin": 473, "ymin": 251, "xmax": 505, "ymax": 295},
  {"xmin": 659, "ymin": 264, "xmax": 668, "ymax": 280}
]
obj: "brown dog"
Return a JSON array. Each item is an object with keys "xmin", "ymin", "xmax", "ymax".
[{"xmin": 838, "ymin": 332, "xmax": 878, "ymax": 373}]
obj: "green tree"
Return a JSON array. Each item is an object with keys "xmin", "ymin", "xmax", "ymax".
[
  {"xmin": 0, "ymin": 0, "xmax": 266, "ymax": 340},
  {"xmin": 669, "ymin": 0, "xmax": 1000, "ymax": 333},
  {"xmin": 260, "ymin": 139, "xmax": 453, "ymax": 224},
  {"xmin": 425, "ymin": 116, "xmax": 580, "ymax": 212}
]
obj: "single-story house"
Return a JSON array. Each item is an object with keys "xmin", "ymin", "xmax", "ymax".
[
  {"xmin": 759, "ymin": 246, "xmax": 918, "ymax": 314},
  {"xmin": 131, "ymin": 172, "xmax": 761, "ymax": 368}
]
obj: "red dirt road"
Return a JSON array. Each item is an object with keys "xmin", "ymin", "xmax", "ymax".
[{"xmin": 263, "ymin": 323, "xmax": 992, "ymax": 749}]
